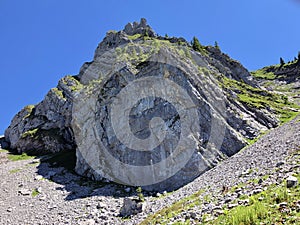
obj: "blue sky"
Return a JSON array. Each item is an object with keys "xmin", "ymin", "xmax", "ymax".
[{"xmin": 1, "ymin": 0, "xmax": 300, "ymax": 134}]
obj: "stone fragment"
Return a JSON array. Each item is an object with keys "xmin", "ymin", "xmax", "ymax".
[
  {"xmin": 18, "ymin": 188, "xmax": 31, "ymax": 196},
  {"xmin": 251, "ymin": 188, "xmax": 263, "ymax": 195},
  {"xmin": 228, "ymin": 203, "xmax": 238, "ymax": 209},
  {"xmin": 119, "ymin": 198, "xmax": 144, "ymax": 217},
  {"xmin": 276, "ymin": 161, "xmax": 285, "ymax": 167},
  {"xmin": 286, "ymin": 176, "xmax": 298, "ymax": 188}
]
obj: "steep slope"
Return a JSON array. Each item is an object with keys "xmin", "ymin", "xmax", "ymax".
[{"xmin": 4, "ymin": 19, "xmax": 299, "ymax": 191}]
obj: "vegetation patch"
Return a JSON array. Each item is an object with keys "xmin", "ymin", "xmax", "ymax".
[
  {"xmin": 220, "ymin": 75, "xmax": 300, "ymax": 124},
  {"xmin": 62, "ymin": 75, "xmax": 84, "ymax": 92},
  {"xmin": 23, "ymin": 105, "xmax": 35, "ymax": 119},
  {"xmin": 140, "ymin": 189, "xmax": 205, "ymax": 225},
  {"xmin": 251, "ymin": 69, "xmax": 276, "ymax": 80},
  {"xmin": 31, "ymin": 188, "xmax": 40, "ymax": 197},
  {"xmin": 21, "ymin": 128, "xmax": 39, "ymax": 139},
  {"xmin": 211, "ymin": 174, "xmax": 300, "ymax": 225},
  {"xmin": 127, "ymin": 33, "xmax": 142, "ymax": 40},
  {"xmin": 140, "ymin": 171, "xmax": 300, "ymax": 225},
  {"xmin": 9, "ymin": 168, "xmax": 22, "ymax": 173},
  {"xmin": 7, "ymin": 152, "xmax": 35, "ymax": 161},
  {"xmin": 51, "ymin": 87, "xmax": 65, "ymax": 99}
]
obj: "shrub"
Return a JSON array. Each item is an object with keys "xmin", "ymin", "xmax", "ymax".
[
  {"xmin": 214, "ymin": 41, "xmax": 220, "ymax": 50},
  {"xmin": 136, "ymin": 187, "xmax": 145, "ymax": 202}
]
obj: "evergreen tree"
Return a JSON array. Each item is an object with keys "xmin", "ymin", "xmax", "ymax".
[
  {"xmin": 280, "ymin": 57, "xmax": 285, "ymax": 66},
  {"xmin": 214, "ymin": 41, "xmax": 220, "ymax": 50},
  {"xmin": 192, "ymin": 36, "xmax": 202, "ymax": 52}
]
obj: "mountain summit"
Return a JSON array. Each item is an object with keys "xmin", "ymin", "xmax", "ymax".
[{"xmin": 4, "ymin": 19, "xmax": 299, "ymax": 191}]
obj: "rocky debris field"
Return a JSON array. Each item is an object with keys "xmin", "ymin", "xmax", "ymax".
[{"xmin": 0, "ymin": 115, "xmax": 299, "ymax": 225}]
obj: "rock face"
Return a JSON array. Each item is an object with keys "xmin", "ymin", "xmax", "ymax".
[
  {"xmin": 124, "ymin": 18, "xmax": 156, "ymax": 37},
  {"xmin": 4, "ymin": 18, "xmax": 284, "ymax": 191},
  {"xmin": 4, "ymin": 76, "xmax": 81, "ymax": 154}
]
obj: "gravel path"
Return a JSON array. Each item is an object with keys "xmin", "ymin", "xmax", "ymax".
[{"xmin": 0, "ymin": 115, "xmax": 299, "ymax": 225}]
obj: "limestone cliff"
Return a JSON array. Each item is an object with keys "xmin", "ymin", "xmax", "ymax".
[{"xmin": 4, "ymin": 19, "xmax": 297, "ymax": 191}]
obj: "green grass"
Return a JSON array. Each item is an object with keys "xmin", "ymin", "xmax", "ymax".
[
  {"xmin": 7, "ymin": 152, "xmax": 35, "ymax": 161},
  {"xmin": 51, "ymin": 87, "xmax": 65, "ymax": 99},
  {"xmin": 21, "ymin": 128, "xmax": 39, "ymax": 139},
  {"xmin": 9, "ymin": 168, "xmax": 22, "ymax": 173},
  {"xmin": 62, "ymin": 75, "xmax": 83, "ymax": 92},
  {"xmin": 209, "ymin": 148, "xmax": 300, "ymax": 225},
  {"xmin": 31, "ymin": 188, "xmax": 40, "ymax": 197},
  {"xmin": 140, "ymin": 147, "xmax": 300, "ymax": 225},
  {"xmin": 218, "ymin": 201, "xmax": 268, "ymax": 225},
  {"xmin": 127, "ymin": 33, "xmax": 142, "ymax": 40},
  {"xmin": 251, "ymin": 69, "xmax": 276, "ymax": 80},
  {"xmin": 220, "ymin": 75, "xmax": 300, "ymax": 124},
  {"xmin": 212, "ymin": 174, "xmax": 300, "ymax": 225},
  {"xmin": 139, "ymin": 189, "xmax": 205, "ymax": 225},
  {"xmin": 246, "ymin": 135, "xmax": 261, "ymax": 145},
  {"xmin": 229, "ymin": 183, "xmax": 246, "ymax": 193},
  {"xmin": 141, "ymin": 172, "xmax": 300, "ymax": 225},
  {"xmin": 136, "ymin": 187, "xmax": 145, "ymax": 202},
  {"xmin": 23, "ymin": 105, "xmax": 35, "ymax": 119}
]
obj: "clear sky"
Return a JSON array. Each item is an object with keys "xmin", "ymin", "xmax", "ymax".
[{"xmin": 1, "ymin": 0, "xmax": 300, "ymax": 134}]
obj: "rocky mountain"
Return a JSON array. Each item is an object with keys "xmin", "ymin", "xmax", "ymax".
[{"xmin": 3, "ymin": 19, "xmax": 299, "ymax": 192}]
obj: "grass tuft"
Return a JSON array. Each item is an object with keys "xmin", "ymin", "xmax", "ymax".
[{"xmin": 31, "ymin": 188, "xmax": 40, "ymax": 197}]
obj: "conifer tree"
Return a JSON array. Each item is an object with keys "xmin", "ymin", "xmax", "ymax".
[
  {"xmin": 280, "ymin": 57, "xmax": 285, "ymax": 66},
  {"xmin": 192, "ymin": 36, "xmax": 202, "ymax": 52},
  {"xmin": 214, "ymin": 41, "xmax": 220, "ymax": 50}
]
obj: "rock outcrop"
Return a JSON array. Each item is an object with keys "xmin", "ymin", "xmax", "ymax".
[
  {"xmin": 4, "ymin": 18, "xmax": 289, "ymax": 191},
  {"xmin": 4, "ymin": 76, "xmax": 82, "ymax": 154}
]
